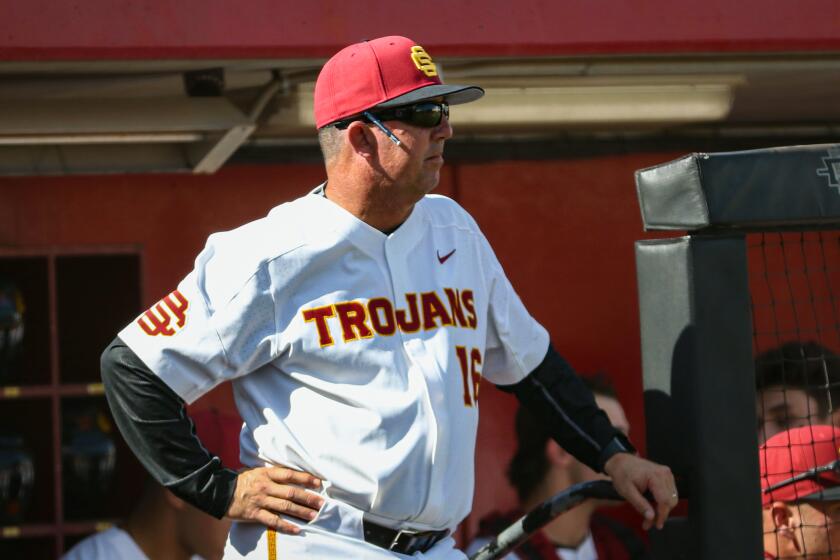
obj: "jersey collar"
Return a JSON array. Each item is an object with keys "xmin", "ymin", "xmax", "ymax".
[{"xmin": 305, "ymin": 184, "xmax": 427, "ymax": 261}]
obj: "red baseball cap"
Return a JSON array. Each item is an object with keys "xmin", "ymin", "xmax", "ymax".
[
  {"xmin": 313, "ymin": 35, "xmax": 484, "ymax": 129},
  {"xmin": 760, "ymin": 425, "xmax": 840, "ymax": 507}
]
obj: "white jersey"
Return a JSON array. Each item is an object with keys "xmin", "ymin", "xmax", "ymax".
[
  {"xmin": 62, "ymin": 527, "xmax": 147, "ymax": 560},
  {"xmin": 61, "ymin": 526, "xmax": 203, "ymax": 560},
  {"xmin": 120, "ymin": 188, "xmax": 549, "ymax": 531}
]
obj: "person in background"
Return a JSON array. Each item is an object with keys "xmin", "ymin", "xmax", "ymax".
[
  {"xmin": 467, "ymin": 374, "xmax": 647, "ymax": 560},
  {"xmin": 755, "ymin": 341, "xmax": 840, "ymax": 445},
  {"xmin": 62, "ymin": 408, "xmax": 242, "ymax": 560},
  {"xmin": 761, "ymin": 425, "xmax": 840, "ymax": 559}
]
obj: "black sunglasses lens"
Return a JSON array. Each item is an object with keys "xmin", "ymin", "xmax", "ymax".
[{"xmin": 410, "ymin": 103, "xmax": 446, "ymax": 127}]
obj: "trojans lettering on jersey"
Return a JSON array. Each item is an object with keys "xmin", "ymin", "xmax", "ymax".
[{"xmin": 302, "ymin": 288, "xmax": 476, "ymax": 347}]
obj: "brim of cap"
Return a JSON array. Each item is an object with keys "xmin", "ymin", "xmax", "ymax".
[
  {"xmin": 376, "ymin": 84, "xmax": 485, "ymax": 108},
  {"xmin": 800, "ymin": 485, "xmax": 840, "ymax": 501}
]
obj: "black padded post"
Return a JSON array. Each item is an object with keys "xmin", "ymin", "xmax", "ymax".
[{"xmin": 636, "ymin": 235, "xmax": 762, "ymax": 560}]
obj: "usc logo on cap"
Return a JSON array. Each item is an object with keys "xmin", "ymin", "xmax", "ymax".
[{"xmin": 410, "ymin": 46, "xmax": 437, "ymax": 77}]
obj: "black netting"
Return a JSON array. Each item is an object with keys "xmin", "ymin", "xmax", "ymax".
[{"xmin": 750, "ymin": 230, "xmax": 840, "ymax": 558}]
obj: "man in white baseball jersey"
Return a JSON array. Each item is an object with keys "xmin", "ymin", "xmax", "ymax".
[{"xmin": 101, "ymin": 35, "xmax": 677, "ymax": 560}]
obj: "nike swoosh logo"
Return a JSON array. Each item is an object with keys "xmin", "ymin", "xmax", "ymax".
[{"xmin": 437, "ymin": 249, "xmax": 456, "ymax": 264}]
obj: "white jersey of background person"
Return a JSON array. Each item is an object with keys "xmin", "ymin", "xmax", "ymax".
[
  {"xmin": 62, "ymin": 526, "xmax": 204, "ymax": 560},
  {"xmin": 119, "ymin": 187, "xmax": 549, "ymax": 533}
]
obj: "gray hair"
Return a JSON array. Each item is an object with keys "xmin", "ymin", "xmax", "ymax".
[{"xmin": 318, "ymin": 126, "xmax": 344, "ymax": 165}]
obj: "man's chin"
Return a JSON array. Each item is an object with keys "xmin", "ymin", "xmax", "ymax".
[{"xmin": 420, "ymin": 175, "xmax": 441, "ymax": 196}]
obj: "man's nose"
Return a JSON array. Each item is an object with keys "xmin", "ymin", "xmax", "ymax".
[{"xmin": 434, "ymin": 114, "xmax": 453, "ymax": 140}]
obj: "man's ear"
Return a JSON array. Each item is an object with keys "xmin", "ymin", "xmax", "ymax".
[
  {"xmin": 771, "ymin": 501, "xmax": 801, "ymax": 552},
  {"xmin": 346, "ymin": 121, "xmax": 376, "ymax": 159}
]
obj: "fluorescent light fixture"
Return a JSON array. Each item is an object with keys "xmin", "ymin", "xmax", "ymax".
[
  {"xmin": 0, "ymin": 132, "xmax": 203, "ymax": 145},
  {"xmin": 0, "ymin": 98, "xmax": 251, "ymax": 136},
  {"xmin": 273, "ymin": 76, "xmax": 739, "ymax": 131},
  {"xmin": 452, "ymin": 84, "xmax": 735, "ymax": 125},
  {"xmin": 0, "ymin": 97, "xmax": 257, "ymax": 173}
]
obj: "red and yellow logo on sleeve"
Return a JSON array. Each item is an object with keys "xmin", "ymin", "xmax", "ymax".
[{"xmin": 137, "ymin": 290, "xmax": 189, "ymax": 336}]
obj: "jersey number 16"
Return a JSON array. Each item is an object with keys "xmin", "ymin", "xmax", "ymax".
[{"xmin": 455, "ymin": 346, "xmax": 482, "ymax": 408}]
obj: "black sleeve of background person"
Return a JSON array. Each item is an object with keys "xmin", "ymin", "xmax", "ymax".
[
  {"xmin": 497, "ymin": 344, "xmax": 630, "ymax": 472},
  {"xmin": 100, "ymin": 336, "xmax": 238, "ymax": 519}
]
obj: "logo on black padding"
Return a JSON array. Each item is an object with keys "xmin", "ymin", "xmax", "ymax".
[{"xmin": 816, "ymin": 147, "xmax": 840, "ymax": 195}]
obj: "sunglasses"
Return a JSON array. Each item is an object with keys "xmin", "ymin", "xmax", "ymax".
[
  {"xmin": 764, "ymin": 458, "xmax": 840, "ymax": 494},
  {"xmin": 331, "ymin": 102, "xmax": 450, "ymax": 146},
  {"xmin": 333, "ymin": 101, "xmax": 450, "ymax": 130}
]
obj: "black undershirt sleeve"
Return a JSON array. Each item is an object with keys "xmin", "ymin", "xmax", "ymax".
[
  {"xmin": 100, "ymin": 336, "xmax": 238, "ymax": 519},
  {"xmin": 496, "ymin": 343, "xmax": 636, "ymax": 472}
]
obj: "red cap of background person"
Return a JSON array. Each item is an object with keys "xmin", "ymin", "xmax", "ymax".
[
  {"xmin": 191, "ymin": 408, "xmax": 243, "ymax": 469},
  {"xmin": 760, "ymin": 425, "xmax": 840, "ymax": 507},
  {"xmin": 313, "ymin": 35, "xmax": 484, "ymax": 129}
]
